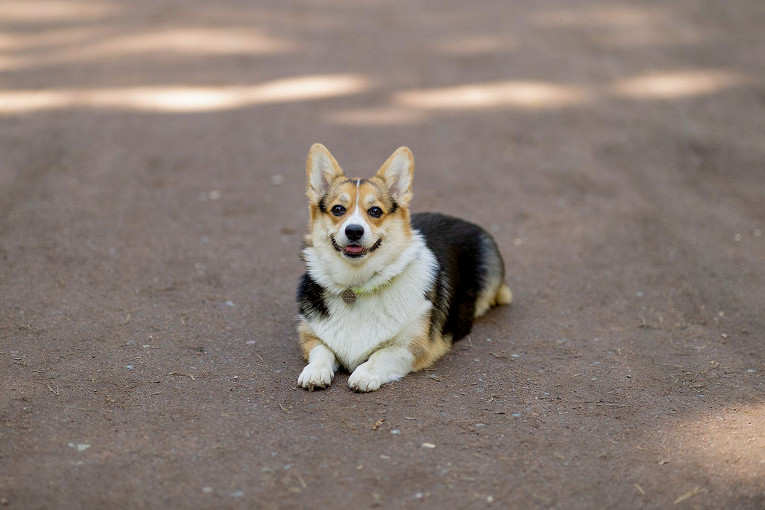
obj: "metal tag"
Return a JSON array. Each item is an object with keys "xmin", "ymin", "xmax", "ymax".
[{"xmin": 341, "ymin": 288, "xmax": 357, "ymax": 304}]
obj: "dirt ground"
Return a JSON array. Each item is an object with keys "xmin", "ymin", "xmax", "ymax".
[{"xmin": 1, "ymin": 0, "xmax": 764, "ymax": 508}]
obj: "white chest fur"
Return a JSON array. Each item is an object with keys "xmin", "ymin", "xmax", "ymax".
[{"xmin": 302, "ymin": 236, "xmax": 437, "ymax": 370}]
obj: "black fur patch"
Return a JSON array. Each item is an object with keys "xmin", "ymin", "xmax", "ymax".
[
  {"xmin": 297, "ymin": 273, "xmax": 329, "ymax": 320},
  {"xmin": 318, "ymin": 195, "xmax": 327, "ymax": 214},
  {"xmin": 412, "ymin": 212, "xmax": 504, "ymax": 342}
]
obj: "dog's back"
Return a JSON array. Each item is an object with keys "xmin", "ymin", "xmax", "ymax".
[{"xmin": 412, "ymin": 212, "xmax": 511, "ymax": 342}]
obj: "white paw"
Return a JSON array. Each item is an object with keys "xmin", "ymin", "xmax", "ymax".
[
  {"xmin": 348, "ymin": 364, "xmax": 382, "ymax": 392},
  {"xmin": 298, "ymin": 364, "xmax": 334, "ymax": 391}
]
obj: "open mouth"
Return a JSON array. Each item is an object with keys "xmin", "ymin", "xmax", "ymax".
[
  {"xmin": 331, "ymin": 236, "xmax": 382, "ymax": 258},
  {"xmin": 343, "ymin": 244, "xmax": 366, "ymax": 257}
]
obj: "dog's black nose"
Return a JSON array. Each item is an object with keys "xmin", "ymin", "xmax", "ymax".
[{"xmin": 345, "ymin": 224, "xmax": 364, "ymax": 241}]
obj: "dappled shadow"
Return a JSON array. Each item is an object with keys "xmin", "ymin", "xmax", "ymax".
[
  {"xmin": 0, "ymin": 0, "xmax": 761, "ymax": 116},
  {"xmin": 1, "ymin": 0, "xmax": 763, "ymax": 508},
  {"xmin": 0, "ymin": 74, "xmax": 371, "ymax": 113},
  {"xmin": 0, "ymin": 26, "xmax": 298, "ymax": 72}
]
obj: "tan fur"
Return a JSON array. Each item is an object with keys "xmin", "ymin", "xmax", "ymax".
[
  {"xmin": 298, "ymin": 322, "xmax": 323, "ymax": 361},
  {"xmin": 495, "ymin": 283, "xmax": 513, "ymax": 306},
  {"xmin": 474, "ymin": 277, "xmax": 513, "ymax": 318},
  {"xmin": 409, "ymin": 330, "xmax": 453, "ymax": 371},
  {"xmin": 375, "ymin": 147, "xmax": 414, "ymax": 206}
]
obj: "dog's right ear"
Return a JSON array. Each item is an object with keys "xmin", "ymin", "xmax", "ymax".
[{"xmin": 306, "ymin": 143, "xmax": 344, "ymax": 203}]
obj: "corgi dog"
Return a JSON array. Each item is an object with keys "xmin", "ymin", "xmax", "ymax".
[{"xmin": 297, "ymin": 143, "xmax": 512, "ymax": 392}]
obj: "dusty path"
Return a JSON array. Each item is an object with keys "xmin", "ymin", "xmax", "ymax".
[{"xmin": 1, "ymin": 1, "xmax": 764, "ymax": 508}]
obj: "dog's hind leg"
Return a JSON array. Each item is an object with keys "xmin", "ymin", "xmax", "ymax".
[
  {"xmin": 495, "ymin": 283, "xmax": 513, "ymax": 306},
  {"xmin": 474, "ymin": 278, "xmax": 513, "ymax": 318}
]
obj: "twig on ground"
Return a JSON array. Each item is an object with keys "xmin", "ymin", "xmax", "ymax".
[
  {"xmin": 654, "ymin": 362, "xmax": 684, "ymax": 368},
  {"xmin": 674, "ymin": 487, "xmax": 705, "ymax": 505},
  {"xmin": 168, "ymin": 372, "xmax": 196, "ymax": 380}
]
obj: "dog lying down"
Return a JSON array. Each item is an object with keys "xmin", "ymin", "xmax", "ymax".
[{"xmin": 296, "ymin": 144, "xmax": 512, "ymax": 392}]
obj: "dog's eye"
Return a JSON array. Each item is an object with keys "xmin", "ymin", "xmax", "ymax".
[
  {"xmin": 367, "ymin": 206, "xmax": 383, "ymax": 218},
  {"xmin": 331, "ymin": 205, "xmax": 346, "ymax": 216}
]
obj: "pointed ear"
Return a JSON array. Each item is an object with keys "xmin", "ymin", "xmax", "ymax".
[
  {"xmin": 306, "ymin": 143, "xmax": 344, "ymax": 202},
  {"xmin": 375, "ymin": 147, "xmax": 414, "ymax": 206}
]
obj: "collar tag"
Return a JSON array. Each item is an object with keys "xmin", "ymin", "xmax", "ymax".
[{"xmin": 341, "ymin": 288, "xmax": 357, "ymax": 304}]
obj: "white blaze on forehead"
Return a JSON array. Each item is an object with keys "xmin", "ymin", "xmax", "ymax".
[
  {"xmin": 348, "ymin": 180, "xmax": 364, "ymax": 221},
  {"xmin": 340, "ymin": 179, "xmax": 370, "ymax": 239}
]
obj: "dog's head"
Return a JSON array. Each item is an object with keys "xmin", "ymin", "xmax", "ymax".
[{"xmin": 305, "ymin": 144, "xmax": 414, "ymax": 266}]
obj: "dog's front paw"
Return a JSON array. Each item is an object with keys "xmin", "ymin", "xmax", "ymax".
[
  {"xmin": 348, "ymin": 364, "xmax": 382, "ymax": 392},
  {"xmin": 298, "ymin": 364, "xmax": 334, "ymax": 391}
]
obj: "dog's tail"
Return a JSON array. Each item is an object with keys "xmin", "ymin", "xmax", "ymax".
[
  {"xmin": 495, "ymin": 283, "xmax": 513, "ymax": 306},
  {"xmin": 474, "ymin": 282, "xmax": 513, "ymax": 318}
]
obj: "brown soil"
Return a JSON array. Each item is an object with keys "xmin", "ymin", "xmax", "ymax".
[{"xmin": 2, "ymin": 1, "xmax": 763, "ymax": 508}]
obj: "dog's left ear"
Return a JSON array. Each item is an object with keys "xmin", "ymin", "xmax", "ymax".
[
  {"xmin": 306, "ymin": 143, "xmax": 344, "ymax": 203},
  {"xmin": 375, "ymin": 147, "xmax": 414, "ymax": 206}
]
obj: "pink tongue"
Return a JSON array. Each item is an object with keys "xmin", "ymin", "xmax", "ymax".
[{"xmin": 345, "ymin": 245, "xmax": 364, "ymax": 254}]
